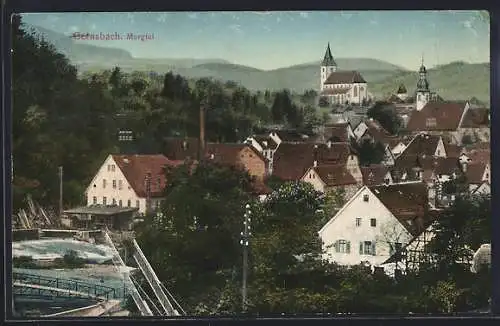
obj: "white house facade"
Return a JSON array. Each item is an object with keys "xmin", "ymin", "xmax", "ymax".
[
  {"xmin": 85, "ymin": 154, "xmax": 178, "ymax": 215},
  {"xmin": 318, "ymin": 185, "xmax": 415, "ymax": 269}
]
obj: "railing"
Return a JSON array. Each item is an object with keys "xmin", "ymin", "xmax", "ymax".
[
  {"xmin": 102, "ymin": 231, "xmax": 153, "ymax": 316},
  {"xmin": 12, "ymin": 272, "xmax": 117, "ymax": 301},
  {"xmin": 131, "ymin": 239, "xmax": 180, "ymax": 316}
]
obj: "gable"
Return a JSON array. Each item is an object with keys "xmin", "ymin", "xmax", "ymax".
[{"xmin": 85, "ymin": 155, "xmax": 139, "ymax": 197}]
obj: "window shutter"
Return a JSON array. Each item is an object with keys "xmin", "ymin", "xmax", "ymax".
[
  {"xmin": 359, "ymin": 242, "xmax": 363, "ymax": 255},
  {"xmin": 372, "ymin": 241, "xmax": 376, "ymax": 256},
  {"xmin": 334, "ymin": 240, "xmax": 339, "ymax": 253},
  {"xmin": 346, "ymin": 241, "xmax": 351, "ymax": 254}
]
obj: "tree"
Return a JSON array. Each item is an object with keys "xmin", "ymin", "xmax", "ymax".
[
  {"xmin": 135, "ymin": 161, "xmax": 255, "ymax": 314},
  {"xmin": 354, "ymin": 139, "xmax": 386, "ymax": 166},
  {"xmin": 318, "ymin": 96, "xmax": 329, "ymax": 108},
  {"xmin": 367, "ymin": 101, "xmax": 403, "ymax": 135}
]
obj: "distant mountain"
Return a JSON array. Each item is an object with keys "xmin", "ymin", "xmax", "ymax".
[
  {"xmin": 25, "ymin": 24, "xmax": 490, "ymax": 103},
  {"xmin": 370, "ymin": 61, "xmax": 490, "ymax": 103}
]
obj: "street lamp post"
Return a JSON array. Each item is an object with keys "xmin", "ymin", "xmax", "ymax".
[{"xmin": 240, "ymin": 203, "xmax": 252, "ymax": 312}]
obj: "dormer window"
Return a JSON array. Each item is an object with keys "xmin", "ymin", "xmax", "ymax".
[{"xmin": 426, "ymin": 118, "xmax": 437, "ymax": 127}]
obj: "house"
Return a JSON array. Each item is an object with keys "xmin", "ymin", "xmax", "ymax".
[
  {"xmin": 319, "ymin": 43, "xmax": 369, "ymax": 105},
  {"xmin": 360, "ymin": 165, "xmax": 393, "ymax": 186},
  {"xmin": 463, "ymin": 161, "xmax": 490, "ymax": 195},
  {"xmin": 85, "ymin": 154, "xmax": 183, "ymax": 215},
  {"xmin": 396, "ymin": 133, "xmax": 448, "ymax": 160},
  {"xmin": 205, "ymin": 143, "xmax": 269, "ymax": 181},
  {"xmin": 244, "ymin": 135, "xmax": 280, "ymax": 174},
  {"xmin": 301, "ymin": 163, "xmax": 360, "ymax": 200},
  {"xmin": 272, "ymin": 141, "xmax": 361, "ymax": 182},
  {"xmin": 318, "ymin": 182, "xmax": 431, "ymax": 272},
  {"xmin": 406, "ymin": 101, "xmax": 489, "ymax": 145},
  {"xmin": 319, "ymin": 122, "xmax": 356, "ymax": 143},
  {"xmin": 353, "ymin": 118, "xmax": 401, "ymax": 165}
]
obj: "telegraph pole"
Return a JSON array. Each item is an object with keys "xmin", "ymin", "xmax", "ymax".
[
  {"xmin": 58, "ymin": 166, "xmax": 63, "ymax": 217},
  {"xmin": 145, "ymin": 173, "xmax": 152, "ymax": 215},
  {"xmin": 240, "ymin": 203, "xmax": 252, "ymax": 311}
]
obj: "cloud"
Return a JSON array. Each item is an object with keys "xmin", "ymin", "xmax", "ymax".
[
  {"xmin": 299, "ymin": 12, "xmax": 309, "ymax": 19},
  {"xmin": 187, "ymin": 13, "xmax": 198, "ymax": 19},
  {"xmin": 229, "ymin": 24, "xmax": 243, "ymax": 34},
  {"xmin": 252, "ymin": 11, "xmax": 272, "ymax": 15},
  {"xmin": 276, "ymin": 16, "xmax": 281, "ymax": 23},
  {"xmin": 263, "ymin": 25, "xmax": 271, "ymax": 32},
  {"xmin": 369, "ymin": 19, "xmax": 378, "ymax": 25},
  {"xmin": 69, "ymin": 25, "xmax": 79, "ymax": 33},
  {"xmin": 90, "ymin": 23, "xmax": 97, "ymax": 31},
  {"xmin": 231, "ymin": 13, "xmax": 240, "ymax": 20}
]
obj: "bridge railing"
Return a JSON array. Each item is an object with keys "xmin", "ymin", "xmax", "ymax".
[{"xmin": 13, "ymin": 272, "xmax": 118, "ymax": 301}]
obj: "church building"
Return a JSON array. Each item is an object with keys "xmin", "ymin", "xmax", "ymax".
[{"xmin": 319, "ymin": 43, "xmax": 369, "ymax": 105}]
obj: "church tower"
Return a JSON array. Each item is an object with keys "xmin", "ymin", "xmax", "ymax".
[
  {"xmin": 415, "ymin": 56, "xmax": 430, "ymax": 111},
  {"xmin": 320, "ymin": 43, "xmax": 337, "ymax": 91}
]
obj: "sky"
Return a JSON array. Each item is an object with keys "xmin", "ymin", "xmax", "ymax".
[{"xmin": 20, "ymin": 11, "xmax": 490, "ymax": 71}]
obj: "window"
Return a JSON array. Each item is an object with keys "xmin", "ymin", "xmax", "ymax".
[
  {"xmin": 157, "ymin": 177, "xmax": 161, "ymax": 190},
  {"xmin": 136, "ymin": 200, "xmax": 140, "ymax": 209},
  {"xmin": 103, "ymin": 179, "xmax": 107, "ymax": 188},
  {"xmin": 355, "ymin": 218, "xmax": 361, "ymax": 227},
  {"xmin": 118, "ymin": 180, "xmax": 123, "ymax": 190},
  {"xmin": 322, "ymin": 67, "xmax": 325, "ymax": 72},
  {"xmin": 112, "ymin": 198, "xmax": 116, "ymax": 205},
  {"xmin": 119, "ymin": 200, "xmax": 122, "ymax": 207},
  {"xmin": 93, "ymin": 196, "xmax": 97, "ymax": 205},
  {"xmin": 436, "ymin": 150, "xmax": 440, "ymax": 156},
  {"xmin": 359, "ymin": 241, "xmax": 376, "ymax": 255},
  {"xmin": 127, "ymin": 199, "xmax": 131, "ymax": 207},
  {"xmin": 370, "ymin": 218, "xmax": 377, "ymax": 227},
  {"xmin": 390, "ymin": 242, "xmax": 403, "ymax": 255},
  {"xmin": 112, "ymin": 180, "xmax": 117, "ymax": 189},
  {"xmin": 426, "ymin": 118, "xmax": 437, "ymax": 127},
  {"xmin": 107, "ymin": 165, "xmax": 111, "ymax": 172},
  {"xmin": 103, "ymin": 197, "xmax": 107, "ymax": 205},
  {"xmin": 353, "ymin": 86, "xmax": 358, "ymax": 97},
  {"xmin": 363, "ymin": 194, "xmax": 369, "ymax": 202},
  {"xmin": 111, "ymin": 164, "xmax": 115, "ymax": 172},
  {"xmin": 335, "ymin": 240, "xmax": 351, "ymax": 253}
]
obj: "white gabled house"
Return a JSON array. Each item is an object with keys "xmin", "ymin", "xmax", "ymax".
[
  {"xmin": 85, "ymin": 154, "xmax": 182, "ymax": 215},
  {"xmin": 318, "ymin": 182, "xmax": 431, "ymax": 273}
]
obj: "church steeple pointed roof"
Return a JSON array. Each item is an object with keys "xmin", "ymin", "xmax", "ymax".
[
  {"xmin": 417, "ymin": 55, "xmax": 429, "ymax": 92},
  {"xmin": 322, "ymin": 43, "xmax": 336, "ymax": 66}
]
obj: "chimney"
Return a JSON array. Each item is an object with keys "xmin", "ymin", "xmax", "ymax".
[
  {"xmin": 199, "ymin": 105, "xmax": 206, "ymax": 160},
  {"xmin": 313, "ymin": 160, "xmax": 318, "ymax": 167}
]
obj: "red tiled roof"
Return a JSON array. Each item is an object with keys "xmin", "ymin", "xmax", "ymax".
[
  {"xmin": 406, "ymin": 101, "xmax": 467, "ymax": 132},
  {"xmin": 312, "ymin": 164, "xmax": 357, "ymax": 186},
  {"xmin": 466, "ymin": 163, "xmax": 488, "ymax": 184},
  {"xmin": 112, "ymin": 154, "xmax": 183, "ymax": 198},
  {"xmin": 465, "ymin": 149, "xmax": 490, "ymax": 164},
  {"xmin": 398, "ymin": 133, "xmax": 442, "ymax": 158},
  {"xmin": 360, "ymin": 165, "xmax": 391, "ymax": 186},
  {"xmin": 205, "ymin": 143, "xmax": 268, "ymax": 166},
  {"xmin": 460, "ymin": 108, "xmax": 490, "ymax": 128},
  {"xmin": 324, "ymin": 71, "xmax": 366, "ymax": 84},
  {"xmin": 443, "ymin": 143, "xmax": 463, "ymax": 158},
  {"xmin": 362, "ymin": 119, "xmax": 401, "ymax": 146},
  {"xmin": 370, "ymin": 182, "xmax": 429, "ymax": 236},
  {"xmin": 272, "ymin": 142, "xmax": 354, "ymax": 181},
  {"xmin": 323, "ymin": 123, "xmax": 351, "ymax": 143}
]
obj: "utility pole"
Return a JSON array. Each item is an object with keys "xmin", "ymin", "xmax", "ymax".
[
  {"xmin": 145, "ymin": 173, "xmax": 152, "ymax": 216},
  {"xmin": 58, "ymin": 166, "xmax": 63, "ymax": 217},
  {"xmin": 240, "ymin": 203, "xmax": 252, "ymax": 311}
]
